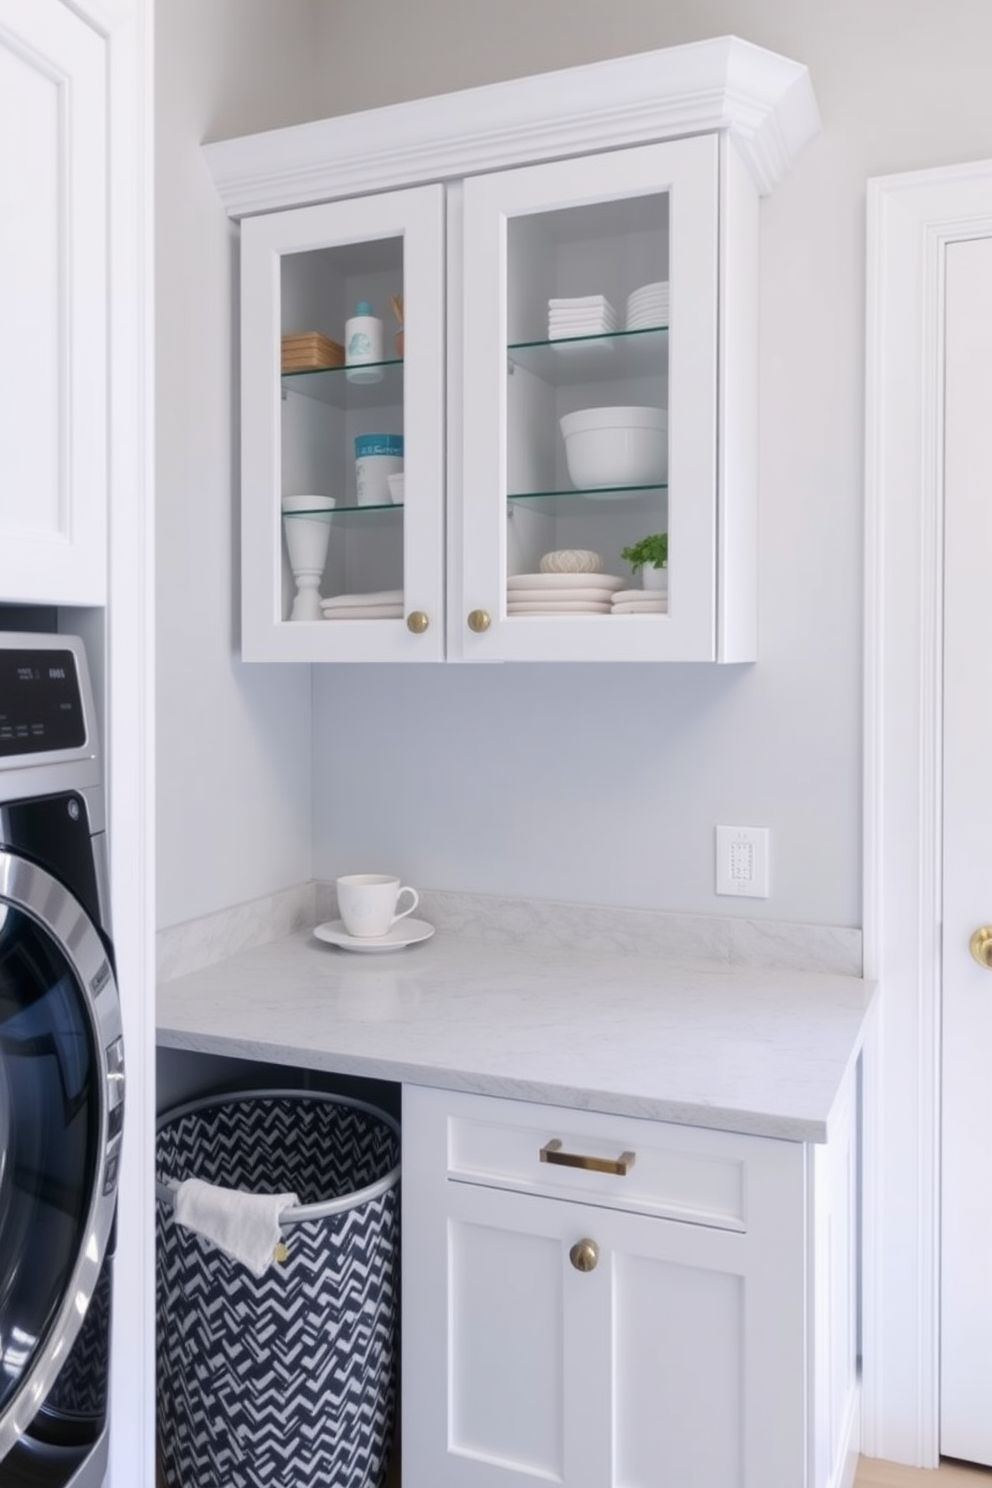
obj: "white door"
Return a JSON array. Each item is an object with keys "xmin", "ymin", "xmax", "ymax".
[{"xmin": 940, "ymin": 232, "xmax": 992, "ymax": 1467}]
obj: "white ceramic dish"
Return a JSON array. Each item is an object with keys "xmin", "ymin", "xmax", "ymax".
[
  {"xmin": 507, "ymin": 587, "xmax": 617, "ymax": 604},
  {"xmin": 627, "ymin": 280, "xmax": 668, "ymax": 305},
  {"xmin": 313, "ymin": 918, "xmax": 435, "ymax": 953},
  {"xmin": 539, "ymin": 548, "xmax": 603, "ymax": 574},
  {"xmin": 560, "ymin": 405, "xmax": 667, "ymax": 489},
  {"xmin": 281, "ymin": 494, "xmax": 336, "ymax": 513},
  {"xmin": 507, "ymin": 572, "xmax": 624, "ymax": 591},
  {"xmin": 613, "ymin": 587, "xmax": 668, "ymax": 604},
  {"xmin": 507, "ymin": 601, "xmax": 612, "ymax": 615}
]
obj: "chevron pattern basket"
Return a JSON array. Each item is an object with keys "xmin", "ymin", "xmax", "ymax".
[{"xmin": 155, "ymin": 1090, "xmax": 400, "ymax": 1488}]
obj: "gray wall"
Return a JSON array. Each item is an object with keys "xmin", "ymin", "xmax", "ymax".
[
  {"xmin": 156, "ymin": 0, "xmax": 320, "ymax": 926},
  {"xmin": 156, "ymin": 1, "xmax": 992, "ymax": 931}
]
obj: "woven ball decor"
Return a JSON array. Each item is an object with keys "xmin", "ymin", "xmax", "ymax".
[{"xmin": 156, "ymin": 1091, "xmax": 400, "ymax": 1488}]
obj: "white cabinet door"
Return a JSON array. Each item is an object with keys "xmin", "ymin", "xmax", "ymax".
[
  {"xmin": 240, "ymin": 185, "xmax": 445, "ymax": 661},
  {"xmin": 0, "ymin": 0, "xmax": 108, "ymax": 605},
  {"xmin": 402, "ymin": 1086, "xmax": 809, "ymax": 1488},
  {"xmin": 455, "ymin": 136, "xmax": 754, "ymax": 663}
]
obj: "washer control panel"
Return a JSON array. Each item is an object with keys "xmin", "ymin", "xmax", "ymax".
[{"xmin": 0, "ymin": 647, "xmax": 85, "ymax": 757}]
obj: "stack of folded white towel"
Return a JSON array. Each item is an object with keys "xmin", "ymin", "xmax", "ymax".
[
  {"xmin": 547, "ymin": 294, "xmax": 618, "ymax": 341},
  {"xmin": 321, "ymin": 589, "xmax": 403, "ymax": 620}
]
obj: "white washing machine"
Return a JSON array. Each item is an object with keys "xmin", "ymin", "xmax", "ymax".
[{"xmin": 0, "ymin": 634, "xmax": 124, "ymax": 1487}]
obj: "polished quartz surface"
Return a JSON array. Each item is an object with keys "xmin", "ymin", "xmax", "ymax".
[{"xmin": 157, "ymin": 904, "xmax": 873, "ymax": 1144}]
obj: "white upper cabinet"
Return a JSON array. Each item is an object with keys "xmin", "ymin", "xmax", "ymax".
[
  {"xmin": 0, "ymin": 0, "xmax": 109, "ymax": 606},
  {"xmin": 207, "ymin": 36, "xmax": 820, "ymax": 664}
]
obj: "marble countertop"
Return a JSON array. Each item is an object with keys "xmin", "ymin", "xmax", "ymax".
[{"xmin": 157, "ymin": 920, "xmax": 875, "ymax": 1143}]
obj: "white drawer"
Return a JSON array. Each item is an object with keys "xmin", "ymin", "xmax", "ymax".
[{"xmin": 445, "ymin": 1096, "xmax": 750, "ymax": 1230}]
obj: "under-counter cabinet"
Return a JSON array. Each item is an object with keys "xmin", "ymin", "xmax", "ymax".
[
  {"xmin": 402, "ymin": 1083, "xmax": 859, "ymax": 1488},
  {"xmin": 209, "ymin": 37, "xmax": 821, "ymax": 662},
  {"xmin": 0, "ymin": 0, "xmax": 110, "ymax": 605}
]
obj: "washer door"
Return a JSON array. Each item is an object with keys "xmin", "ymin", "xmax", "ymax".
[{"xmin": 0, "ymin": 851, "xmax": 123, "ymax": 1462}]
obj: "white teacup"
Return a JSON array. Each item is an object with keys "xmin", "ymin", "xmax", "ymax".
[{"xmin": 336, "ymin": 874, "xmax": 419, "ymax": 938}]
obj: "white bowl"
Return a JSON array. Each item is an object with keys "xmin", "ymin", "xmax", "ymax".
[
  {"xmin": 281, "ymin": 494, "xmax": 336, "ymax": 513},
  {"xmin": 560, "ymin": 406, "xmax": 667, "ymax": 489}
]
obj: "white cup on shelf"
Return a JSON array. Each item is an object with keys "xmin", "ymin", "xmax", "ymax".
[{"xmin": 336, "ymin": 874, "xmax": 419, "ymax": 938}]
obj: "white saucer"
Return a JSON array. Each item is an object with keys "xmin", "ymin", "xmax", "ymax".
[
  {"xmin": 313, "ymin": 918, "xmax": 435, "ymax": 953},
  {"xmin": 507, "ymin": 572, "xmax": 624, "ymax": 592}
]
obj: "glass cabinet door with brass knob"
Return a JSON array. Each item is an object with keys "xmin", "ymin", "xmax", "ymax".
[
  {"xmin": 454, "ymin": 134, "xmax": 756, "ymax": 664},
  {"xmin": 240, "ymin": 185, "xmax": 445, "ymax": 661}
]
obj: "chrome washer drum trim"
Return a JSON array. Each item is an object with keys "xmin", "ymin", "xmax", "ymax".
[{"xmin": 0, "ymin": 849, "xmax": 122, "ymax": 1461}]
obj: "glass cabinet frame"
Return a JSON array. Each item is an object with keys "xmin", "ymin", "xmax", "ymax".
[
  {"xmin": 455, "ymin": 135, "xmax": 731, "ymax": 663},
  {"xmin": 240, "ymin": 185, "xmax": 446, "ymax": 662}
]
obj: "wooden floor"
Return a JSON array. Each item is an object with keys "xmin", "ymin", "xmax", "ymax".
[{"xmin": 856, "ymin": 1458, "xmax": 992, "ymax": 1485}]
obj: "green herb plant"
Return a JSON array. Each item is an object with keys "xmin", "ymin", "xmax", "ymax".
[{"xmin": 620, "ymin": 532, "xmax": 668, "ymax": 573}]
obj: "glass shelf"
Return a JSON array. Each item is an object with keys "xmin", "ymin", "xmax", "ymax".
[
  {"xmin": 507, "ymin": 326, "xmax": 668, "ymax": 385},
  {"xmin": 281, "ymin": 357, "xmax": 404, "ymax": 408},
  {"xmin": 283, "ymin": 501, "xmax": 403, "ymax": 524},
  {"xmin": 506, "ymin": 483, "xmax": 666, "ymax": 516}
]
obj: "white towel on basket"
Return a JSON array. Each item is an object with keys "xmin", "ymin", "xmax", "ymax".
[{"xmin": 174, "ymin": 1177, "xmax": 299, "ymax": 1277}]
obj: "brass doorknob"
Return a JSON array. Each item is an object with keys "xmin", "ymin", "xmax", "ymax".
[
  {"xmin": 406, "ymin": 610, "xmax": 430, "ymax": 634},
  {"xmin": 970, "ymin": 926, "xmax": 992, "ymax": 968},
  {"xmin": 569, "ymin": 1238, "xmax": 599, "ymax": 1273},
  {"xmin": 467, "ymin": 609, "xmax": 491, "ymax": 633}
]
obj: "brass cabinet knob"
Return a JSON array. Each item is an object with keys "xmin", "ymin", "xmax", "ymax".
[
  {"xmin": 467, "ymin": 609, "xmax": 491, "ymax": 633},
  {"xmin": 406, "ymin": 610, "xmax": 430, "ymax": 634},
  {"xmin": 970, "ymin": 926, "xmax": 992, "ymax": 968},
  {"xmin": 569, "ymin": 1238, "xmax": 599, "ymax": 1273}
]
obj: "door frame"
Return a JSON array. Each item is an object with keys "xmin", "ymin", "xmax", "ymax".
[{"xmin": 863, "ymin": 158, "xmax": 992, "ymax": 1467}]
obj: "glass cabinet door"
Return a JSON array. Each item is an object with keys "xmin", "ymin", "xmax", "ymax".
[
  {"xmin": 240, "ymin": 184, "xmax": 445, "ymax": 661},
  {"xmin": 458, "ymin": 137, "xmax": 721, "ymax": 662}
]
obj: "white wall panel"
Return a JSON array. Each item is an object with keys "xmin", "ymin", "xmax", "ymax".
[
  {"xmin": 155, "ymin": 0, "xmax": 319, "ymax": 926},
  {"xmin": 302, "ymin": 0, "xmax": 992, "ymax": 928}
]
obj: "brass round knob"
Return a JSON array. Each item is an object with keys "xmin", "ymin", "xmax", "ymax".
[
  {"xmin": 406, "ymin": 610, "xmax": 430, "ymax": 634},
  {"xmin": 569, "ymin": 1238, "xmax": 599, "ymax": 1273},
  {"xmin": 970, "ymin": 926, "xmax": 992, "ymax": 968},
  {"xmin": 467, "ymin": 609, "xmax": 491, "ymax": 634}
]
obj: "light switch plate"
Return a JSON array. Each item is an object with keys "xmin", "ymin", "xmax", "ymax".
[{"xmin": 715, "ymin": 825, "xmax": 770, "ymax": 898}]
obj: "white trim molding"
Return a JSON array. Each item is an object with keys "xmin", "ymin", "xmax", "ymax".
[
  {"xmin": 102, "ymin": 0, "xmax": 156, "ymax": 1484},
  {"xmin": 863, "ymin": 157, "xmax": 992, "ymax": 1467},
  {"xmin": 202, "ymin": 35, "xmax": 820, "ymax": 219}
]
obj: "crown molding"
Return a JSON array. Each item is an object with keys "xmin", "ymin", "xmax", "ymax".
[{"xmin": 203, "ymin": 35, "xmax": 820, "ymax": 219}]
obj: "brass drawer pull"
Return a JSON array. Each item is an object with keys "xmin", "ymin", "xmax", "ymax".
[{"xmin": 540, "ymin": 1138, "xmax": 636, "ymax": 1176}]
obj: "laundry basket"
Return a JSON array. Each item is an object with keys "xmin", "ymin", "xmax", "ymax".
[{"xmin": 155, "ymin": 1089, "xmax": 400, "ymax": 1488}]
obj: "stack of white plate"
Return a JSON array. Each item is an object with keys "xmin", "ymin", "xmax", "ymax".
[
  {"xmin": 611, "ymin": 587, "xmax": 668, "ymax": 615},
  {"xmin": 321, "ymin": 589, "xmax": 403, "ymax": 620},
  {"xmin": 548, "ymin": 294, "xmax": 618, "ymax": 341},
  {"xmin": 507, "ymin": 572, "xmax": 624, "ymax": 615},
  {"xmin": 626, "ymin": 280, "xmax": 670, "ymax": 330}
]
